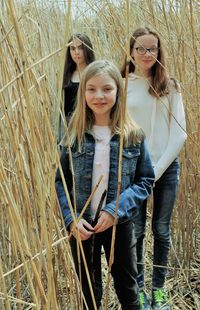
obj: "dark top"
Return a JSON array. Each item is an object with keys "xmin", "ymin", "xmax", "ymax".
[{"xmin": 64, "ymin": 81, "xmax": 79, "ymax": 118}]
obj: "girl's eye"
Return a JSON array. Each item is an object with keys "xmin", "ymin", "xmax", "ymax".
[
  {"xmin": 70, "ymin": 45, "xmax": 83, "ymax": 51},
  {"xmin": 104, "ymin": 88, "xmax": 112, "ymax": 92},
  {"xmin": 87, "ymin": 88, "xmax": 95, "ymax": 92},
  {"xmin": 136, "ymin": 47, "xmax": 146, "ymax": 53}
]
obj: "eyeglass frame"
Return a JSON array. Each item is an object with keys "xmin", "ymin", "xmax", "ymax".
[{"xmin": 134, "ymin": 47, "xmax": 160, "ymax": 55}]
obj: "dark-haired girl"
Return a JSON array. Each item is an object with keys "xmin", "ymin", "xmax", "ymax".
[{"xmin": 63, "ymin": 33, "xmax": 95, "ymax": 120}]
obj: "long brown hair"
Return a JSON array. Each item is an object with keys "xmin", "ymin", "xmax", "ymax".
[
  {"xmin": 63, "ymin": 33, "xmax": 95, "ymax": 88},
  {"xmin": 121, "ymin": 27, "xmax": 177, "ymax": 97}
]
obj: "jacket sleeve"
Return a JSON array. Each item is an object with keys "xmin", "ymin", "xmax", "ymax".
[
  {"xmin": 154, "ymin": 88, "xmax": 187, "ymax": 181},
  {"xmin": 102, "ymin": 140, "xmax": 155, "ymax": 220},
  {"xmin": 55, "ymin": 147, "xmax": 74, "ymax": 227}
]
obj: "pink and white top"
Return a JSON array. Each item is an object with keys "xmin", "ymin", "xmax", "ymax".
[{"xmin": 91, "ymin": 125, "xmax": 111, "ymax": 217}]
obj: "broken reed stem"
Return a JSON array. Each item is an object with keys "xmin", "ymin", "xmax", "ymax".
[
  {"xmin": 104, "ymin": 0, "xmax": 130, "ymax": 308},
  {"xmin": 0, "ymin": 257, "xmax": 11, "ymax": 310}
]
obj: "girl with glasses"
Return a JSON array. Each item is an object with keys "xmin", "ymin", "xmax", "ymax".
[{"xmin": 121, "ymin": 27, "xmax": 187, "ymax": 310}]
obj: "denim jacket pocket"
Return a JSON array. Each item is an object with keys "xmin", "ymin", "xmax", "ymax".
[
  {"xmin": 122, "ymin": 148, "xmax": 140, "ymax": 175},
  {"xmin": 121, "ymin": 147, "xmax": 141, "ymax": 191},
  {"xmin": 72, "ymin": 151, "xmax": 86, "ymax": 173}
]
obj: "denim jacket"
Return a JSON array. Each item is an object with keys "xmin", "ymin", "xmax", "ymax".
[{"xmin": 56, "ymin": 132, "xmax": 155, "ymax": 228}]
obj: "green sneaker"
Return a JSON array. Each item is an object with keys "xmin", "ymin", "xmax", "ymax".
[
  {"xmin": 152, "ymin": 288, "xmax": 170, "ymax": 310},
  {"xmin": 139, "ymin": 290, "xmax": 150, "ymax": 310}
]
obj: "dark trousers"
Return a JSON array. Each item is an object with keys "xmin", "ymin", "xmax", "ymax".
[
  {"xmin": 134, "ymin": 158, "xmax": 180, "ymax": 289},
  {"xmin": 70, "ymin": 221, "xmax": 140, "ymax": 310}
]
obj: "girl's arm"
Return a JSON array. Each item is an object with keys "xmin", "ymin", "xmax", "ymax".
[
  {"xmin": 154, "ymin": 89, "xmax": 187, "ymax": 181},
  {"xmin": 101, "ymin": 140, "xmax": 155, "ymax": 221},
  {"xmin": 55, "ymin": 147, "xmax": 74, "ymax": 227},
  {"xmin": 55, "ymin": 148, "xmax": 94, "ymax": 239}
]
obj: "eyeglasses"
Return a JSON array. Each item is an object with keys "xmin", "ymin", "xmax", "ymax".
[{"xmin": 134, "ymin": 47, "xmax": 159, "ymax": 55}]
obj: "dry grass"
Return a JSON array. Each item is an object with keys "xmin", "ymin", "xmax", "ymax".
[{"xmin": 0, "ymin": 0, "xmax": 199, "ymax": 309}]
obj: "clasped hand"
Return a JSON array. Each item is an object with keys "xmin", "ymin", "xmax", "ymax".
[{"xmin": 70, "ymin": 211, "xmax": 114, "ymax": 241}]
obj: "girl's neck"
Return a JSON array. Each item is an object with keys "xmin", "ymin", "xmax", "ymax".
[
  {"xmin": 76, "ymin": 62, "xmax": 87, "ymax": 72},
  {"xmin": 94, "ymin": 123, "xmax": 109, "ymax": 127},
  {"xmin": 94, "ymin": 115, "xmax": 111, "ymax": 126},
  {"xmin": 71, "ymin": 63, "xmax": 87, "ymax": 82},
  {"xmin": 134, "ymin": 67, "xmax": 152, "ymax": 79}
]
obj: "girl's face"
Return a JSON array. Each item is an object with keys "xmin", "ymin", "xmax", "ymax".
[
  {"xmin": 131, "ymin": 34, "xmax": 159, "ymax": 77},
  {"xmin": 70, "ymin": 38, "xmax": 86, "ymax": 69},
  {"xmin": 85, "ymin": 73, "xmax": 117, "ymax": 126}
]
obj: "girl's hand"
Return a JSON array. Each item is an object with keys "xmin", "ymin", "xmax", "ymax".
[
  {"xmin": 70, "ymin": 219, "xmax": 94, "ymax": 241},
  {"xmin": 94, "ymin": 211, "xmax": 114, "ymax": 233}
]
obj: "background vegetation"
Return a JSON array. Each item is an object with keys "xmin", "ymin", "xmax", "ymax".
[{"xmin": 0, "ymin": 0, "xmax": 199, "ymax": 309}]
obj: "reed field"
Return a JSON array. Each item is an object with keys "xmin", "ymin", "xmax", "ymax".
[{"xmin": 0, "ymin": 0, "xmax": 199, "ymax": 309}]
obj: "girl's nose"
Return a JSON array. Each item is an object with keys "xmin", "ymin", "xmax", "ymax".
[
  {"xmin": 145, "ymin": 50, "xmax": 152, "ymax": 56},
  {"xmin": 95, "ymin": 90, "xmax": 104, "ymax": 98}
]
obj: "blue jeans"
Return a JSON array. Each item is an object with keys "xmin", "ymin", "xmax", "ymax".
[
  {"xmin": 134, "ymin": 158, "xmax": 180, "ymax": 289},
  {"xmin": 70, "ymin": 221, "xmax": 140, "ymax": 310}
]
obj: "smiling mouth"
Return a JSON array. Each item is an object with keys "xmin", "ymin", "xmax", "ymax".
[{"xmin": 94, "ymin": 103, "xmax": 106, "ymax": 107}]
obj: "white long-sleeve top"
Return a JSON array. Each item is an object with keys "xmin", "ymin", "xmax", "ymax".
[{"xmin": 126, "ymin": 73, "xmax": 187, "ymax": 181}]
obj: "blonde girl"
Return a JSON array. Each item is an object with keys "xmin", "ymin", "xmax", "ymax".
[{"xmin": 56, "ymin": 60, "xmax": 154, "ymax": 310}]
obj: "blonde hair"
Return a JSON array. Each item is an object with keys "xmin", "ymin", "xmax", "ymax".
[{"xmin": 68, "ymin": 60, "xmax": 144, "ymax": 150}]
